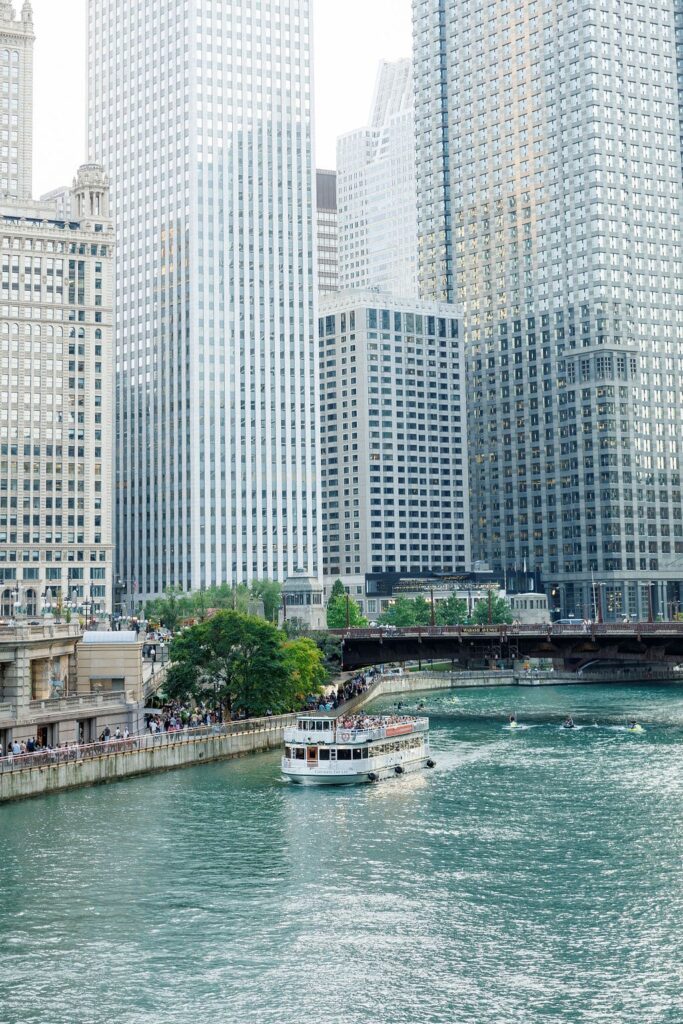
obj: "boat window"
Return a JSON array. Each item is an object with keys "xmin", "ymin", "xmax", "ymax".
[
  {"xmin": 337, "ymin": 749, "xmax": 352, "ymax": 761},
  {"xmin": 319, "ymin": 748, "xmax": 330, "ymax": 761},
  {"xmin": 285, "ymin": 747, "xmax": 292, "ymax": 758},
  {"xmin": 316, "ymin": 721, "xmax": 323, "ymax": 731},
  {"xmin": 352, "ymin": 749, "xmax": 363, "ymax": 760},
  {"xmin": 323, "ymin": 721, "xmax": 330, "ymax": 730},
  {"xmin": 295, "ymin": 748, "xmax": 305, "ymax": 761}
]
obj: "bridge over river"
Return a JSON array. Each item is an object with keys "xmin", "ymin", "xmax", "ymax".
[{"xmin": 335, "ymin": 622, "xmax": 683, "ymax": 673}]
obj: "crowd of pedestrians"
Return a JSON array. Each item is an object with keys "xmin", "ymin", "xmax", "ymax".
[
  {"xmin": 1, "ymin": 665, "xmax": 382, "ymax": 771},
  {"xmin": 308, "ymin": 669, "xmax": 377, "ymax": 712}
]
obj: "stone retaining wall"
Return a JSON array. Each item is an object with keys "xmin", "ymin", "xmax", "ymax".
[{"xmin": 0, "ymin": 721, "xmax": 292, "ymax": 804}]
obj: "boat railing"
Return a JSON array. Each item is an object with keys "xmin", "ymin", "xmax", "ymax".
[{"xmin": 285, "ymin": 718, "xmax": 429, "ymax": 746}]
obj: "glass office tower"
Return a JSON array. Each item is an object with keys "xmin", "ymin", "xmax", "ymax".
[
  {"xmin": 415, "ymin": 0, "xmax": 683, "ymax": 620},
  {"xmin": 87, "ymin": 0, "xmax": 320, "ymax": 600}
]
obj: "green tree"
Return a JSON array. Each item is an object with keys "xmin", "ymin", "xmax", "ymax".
[
  {"xmin": 145, "ymin": 586, "xmax": 190, "ymax": 632},
  {"xmin": 435, "ymin": 595, "xmax": 469, "ymax": 626},
  {"xmin": 330, "ymin": 579, "xmax": 346, "ymax": 600},
  {"xmin": 412, "ymin": 596, "xmax": 433, "ymax": 626},
  {"xmin": 315, "ymin": 633, "xmax": 343, "ymax": 676},
  {"xmin": 250, "ymin": 580, "xmax": 282, "ymax": 622},
  {"xmin": 470, "ymin": 594, "xmax": 513, "ymax": 625},
  {"xmin": 283, "ymin": 637, "xmax": 328, "ymax": 703},
  {"xmin": 379, "ymin": 597, "xmax": 427, "ymax": 627},
  {"xmin": 168, "ymin": 611, "xmax": 293, "ymax": 718},
  {"xmin": 326, "ymin": 594, "xmax": 367, "ymax": 629}
]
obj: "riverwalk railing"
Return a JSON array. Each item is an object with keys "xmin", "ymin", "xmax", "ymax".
[{"xmin": 0, "ymin": 714, "xmax": 295, "ymax": 775}]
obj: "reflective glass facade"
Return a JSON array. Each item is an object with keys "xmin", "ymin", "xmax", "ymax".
[
  {"xmin": 416, "ymin": 0, "xmax": 683, "ymax": 619},
  {"xmin": 88, "ymin": 0, "xmax": 320, "ymax": 599}
]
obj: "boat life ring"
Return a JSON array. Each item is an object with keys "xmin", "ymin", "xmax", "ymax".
[
  {"xmin": 340, "ymin": 731, "xmax": 351, "ymax": 742},
  {"xmin": 395, "ymin": 765, "xmax": 404, "ymax": 775}
]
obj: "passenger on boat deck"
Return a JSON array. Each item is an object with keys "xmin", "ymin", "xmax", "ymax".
[{"xmin": 337, "ymin": 714, "xmax": 416, "ymax": 732}]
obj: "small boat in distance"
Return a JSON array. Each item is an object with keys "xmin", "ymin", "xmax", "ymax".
[{"xmin": 282, "ymin": 713, "xmax": 434, "ymax": 786}]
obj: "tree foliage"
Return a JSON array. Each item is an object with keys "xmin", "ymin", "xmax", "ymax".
[
  {"xmin": 283, "ymin": 637, "xmax": 328, "ymax": 702},
  {"xmin": 146, "ymin": 581, "xmax": 282, "ymax": 628},
  {"xmin": 379, "ymin": 596, "xmax": 432, "ymax": 627},
  {"xmin": 435, "ymin": 595, "xmax": 469, "ymax": 626},
  {"xmin": 166, "ymin": 611, "xmax": 322, "ymax": 718},
  {"xmin": 470, "ymin": 594, "xmax": 514, "ymax": 625},
  {"xmin": 330, "ymin": 579, "xmax": 346, "ymax": 600},
  {"xmin": 326, "ymin": 594, "xmax": 367, "ymax": 629}
]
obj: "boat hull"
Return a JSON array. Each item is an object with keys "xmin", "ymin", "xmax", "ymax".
[{"xmin": 282, "ymin": 755, "xmax": 432, "ymax": 786}]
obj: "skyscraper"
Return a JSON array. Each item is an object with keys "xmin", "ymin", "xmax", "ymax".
[
  {"xmin": 87, "ymin": 0, "xmax": 320, "ymax": 600},
  {"xmin": 316, "ymin": 169, "xmax": 339, "ymax": 295},
  {"xmin": 0, "ymin": 0, "xmax": 33, "ymax": 201},
  {"xmin": 416, "ymin": 0, "xmax": 683, "ymax": 620},
  {"xmin": 319, "ymin": 292, "xmax": 469, "ymax": 582},
  {"xmin": 0, "ymin": 2, "xmax": 114, "ymax": 619},
  {"xmin": 338, "ymin": 59, "xmax": 418, "ymax": 296}
]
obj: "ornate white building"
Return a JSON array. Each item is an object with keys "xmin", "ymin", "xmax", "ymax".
[{"xmin": 0, "ymin": 2, "xmax": 114, "ymax": 620}]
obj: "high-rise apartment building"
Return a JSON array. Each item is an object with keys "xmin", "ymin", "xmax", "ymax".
[
  {"xmin": 0, "ymin": 2, "xmax": 114, "ymax": 619},
  {"xmin": 0, "ymin": 0, "xmax": 33, "ymax": 201},
  {"xmin": 316, "ymin": 169, "xmax": 338, "ymax": 295},
  {"xmin": 337, "ymin": 59, "xmax": 418, "ymax": 296},
  {"xmin": 416, "ymin": 0, "xmax": 683, "ymax": 620},
  {"xmin": 88, "ymin": 0, "xmax": 320, "ymax": 600},
  {"xmin": 319, "ymin": 292, "xmax": 469, "ymax": 580}
]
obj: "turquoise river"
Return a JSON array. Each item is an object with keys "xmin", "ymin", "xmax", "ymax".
[{"xmin": 1, "ymin": 683, "xmax": 683, "ymax": 1024}]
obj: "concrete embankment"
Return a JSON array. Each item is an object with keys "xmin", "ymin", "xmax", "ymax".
[
  {"xmin": 370, "ymin": 671, "xmax": 517, "ymax": 698},
  {"xmin": 357, "ymin": 668, "xmax": 683, "ymax": 705},
  {"xmin": 0, "ymin": 718, "xmax": 294, "ymax": 804}
]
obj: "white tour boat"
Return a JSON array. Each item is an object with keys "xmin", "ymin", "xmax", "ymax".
[{"xmin": 282, "ymin": 712, "xmax": 434, "ymax": 786}]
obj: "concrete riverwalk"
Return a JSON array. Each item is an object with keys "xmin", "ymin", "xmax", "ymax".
[{"xmin": 0, "ymin": 715, "xmax": 294, "ymax": 803}]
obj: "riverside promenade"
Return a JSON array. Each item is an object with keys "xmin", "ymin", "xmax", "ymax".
[{"xmin": 0, "ymin": 714, "xmax": 294, "ymax": 803}]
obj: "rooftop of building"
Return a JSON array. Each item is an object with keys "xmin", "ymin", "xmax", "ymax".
[{"xmin": 319, "ymin": 289, "xmax": 461, "ymax": 319}]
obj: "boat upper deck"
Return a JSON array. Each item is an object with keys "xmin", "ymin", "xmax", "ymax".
[{"xmin": 284, "ymin": 714, "xmax": 429, "ymax": 746}]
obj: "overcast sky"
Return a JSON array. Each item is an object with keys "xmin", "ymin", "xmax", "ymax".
[{"xmin": 30, "ymin": 0, "xmax": 412, "ymax": 197}]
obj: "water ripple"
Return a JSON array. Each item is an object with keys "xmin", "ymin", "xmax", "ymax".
[{"xmin": 1, "ymin": 683, "xmax": 683, "ymax": 1023}]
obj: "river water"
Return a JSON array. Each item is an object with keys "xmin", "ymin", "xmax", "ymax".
[{"xmin": 1, "ymin": 683, "xmax": 683, "ymax": 1024}]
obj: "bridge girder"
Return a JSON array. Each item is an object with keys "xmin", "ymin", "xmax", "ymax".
[{"xmin": 339, "ymin": 627, "xmax": 683, "ymax": 672}]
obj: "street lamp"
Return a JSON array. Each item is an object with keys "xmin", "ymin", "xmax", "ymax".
[
  {"xmin": 42, "ymin": 587, "xmax": 53, "ymax": 617},
  {"xmin": 11, "ymin": 584, "xmax": 20, "ymax": 621},
  {"xmin": 83, "ymin": 590, "xmax": 92, "ymax": 629}
]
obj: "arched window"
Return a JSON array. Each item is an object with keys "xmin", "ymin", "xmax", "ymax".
[{"xmin": 95, "ymin": 329, "xmax": 102, "ymax": 340}]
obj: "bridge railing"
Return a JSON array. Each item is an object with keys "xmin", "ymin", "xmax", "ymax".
[{"xmin": 334, "ymin": 622, "xmax": 683, "ymax": 640}]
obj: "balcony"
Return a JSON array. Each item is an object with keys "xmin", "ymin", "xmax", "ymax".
[{"xmin": 28, "ymin": 690, "xmax": 136, "ymax": 722}]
